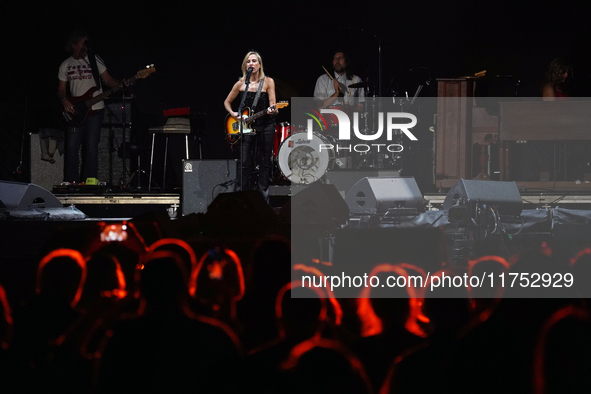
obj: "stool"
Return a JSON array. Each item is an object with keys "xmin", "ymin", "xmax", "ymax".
[{"xmin": 148, "ymin": 117, "xmax": 191, "ymax": 191}]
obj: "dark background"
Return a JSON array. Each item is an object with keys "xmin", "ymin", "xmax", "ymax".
[{"xmin": 2, "ymin": 0, "xmax": 591, "ymax": 184}]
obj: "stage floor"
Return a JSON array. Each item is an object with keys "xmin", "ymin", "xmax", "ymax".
[
  {"xmin": 52, "ymin": 185, "xmax": 293, "ymax": 219},
  {"xmin": 49, "ymin": 189, "xmax": 591, "ymax": 220},
  {"xmin": 3, "ymin": 185, "xmax": 591, "ymax": 302}
]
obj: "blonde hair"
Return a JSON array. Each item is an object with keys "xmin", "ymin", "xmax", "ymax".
[{"xmin": 240, "ymin": 51, "xmax": 265, "ymax": 82}]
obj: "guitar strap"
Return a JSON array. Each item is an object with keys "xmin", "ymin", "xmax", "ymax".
[
  {"xmin": 252, "ymin": 77, "xmax": 265, "ymax": 110},
  {"xmin": 87, "ymin": 52, "xmax": 102, "ymax": 90}
]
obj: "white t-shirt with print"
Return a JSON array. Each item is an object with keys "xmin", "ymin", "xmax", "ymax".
[{"xmin": 58, "ymin": 54, "xmax": 107, "ymax": 110}]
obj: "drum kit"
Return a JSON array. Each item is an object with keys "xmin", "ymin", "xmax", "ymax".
[
  {"xmin": 273, "ymin": 78, "xmax": 405, "ymax": 184},
  {"xmin": 265, "ymin": 65, "xmax": 432, "ymax": 185},
  {"xmin": 272, "ymin": 106, "xmax": 347, "ymax": 184},
  {"xmin": 274, "ymin": 123, "xmax": 336, "ymax": 184}
]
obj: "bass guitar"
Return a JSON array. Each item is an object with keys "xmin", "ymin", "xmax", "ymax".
[
  {"xmin": 225, "ymin": 101, "xmax": 289, "ymax": 144},
  {"xmin": 61, "ymin": 64, "xmax": 156, "ymax": 127}
]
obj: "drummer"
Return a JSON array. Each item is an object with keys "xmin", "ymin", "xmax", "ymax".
[{"xmin": 313, "ymin": 50, "xmax": 365, "ymax": 111}]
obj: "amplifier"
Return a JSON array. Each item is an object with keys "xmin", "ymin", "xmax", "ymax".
[{"xmin": 182, "ymin": 159, "xmax": 237, "ymax": 215}]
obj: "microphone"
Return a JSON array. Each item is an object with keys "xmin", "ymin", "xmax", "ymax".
[
  {"xmin": 245, "ymin": 66, "xmax": 254, "ymax": 80},
  {"xmin": 219, "ymin": 179, "xmax": 236, "ymax": 187}
]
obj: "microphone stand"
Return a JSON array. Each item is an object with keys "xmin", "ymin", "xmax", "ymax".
[
  {"xmin": 236, "ymin": 67, "xmax": 253, "ymax": 191},
  {"xmin": 121, "ymin": 89, "xmax": 128, "ymax": 188},
  {"xmin": 340, "ymin": 25, "xmax": 382, "ymax": 97},
  {"xmin": 378, "ymin": 35, "xmax": 382, "ymax": 98}
]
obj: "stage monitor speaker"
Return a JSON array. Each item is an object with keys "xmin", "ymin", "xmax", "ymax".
[
  {"xmin": 284, "ymin": 183, "xmax": 349, "ymax": 227},
  {"xmin": 0, "ymin": 181, "xmax": 62, "ymax": 209},
  {"xmin": 205, "ymin": 190, "xmax": 277, "ymax": 232},
  {"xmin": 182, "ymin": 159, "xmax": 237, "ymax": 215},
  {"xmin": 345, "ymin": 177, "xmax": 425, "ymax": 215},
  {"xmin": 442, "ymin": 179, "xmax": 522, "ymax": 216},
  {"xmin": 326, "ymin": 169, "xmax": 400, "ymax": 199}
]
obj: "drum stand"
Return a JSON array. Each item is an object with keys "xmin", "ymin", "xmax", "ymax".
[
  {"xmin": 123, "ymin": 143, "xmax": 148, "ymax": 189},
  {"xmin": 103, "ymin": 92, "xmax": 134, "ymax": 190},
  {"xmin": 113, "ymin": 90, "xmax": 133, "ymax": 190},
  {"xmin": 356, "ymin": 85, "xmax": 379, "ymax": 169},
  {"xmin": 390, "ymin": 81, "xmax": 426, "ymax": 173},
  {"xmin": 121, "ymin": 94, "xmax": 129, "ymax": 188}
]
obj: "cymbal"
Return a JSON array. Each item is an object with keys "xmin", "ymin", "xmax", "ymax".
[{"xmin": 348, "ymin": 80, "xmax": 370, "ymax": 88}]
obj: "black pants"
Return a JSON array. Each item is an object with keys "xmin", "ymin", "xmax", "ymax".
[
  {"xmin": 64, "ymin": 109, "xmax": 104, "ymax": 183},
  {"xmin": 237, "ymin": 122, "xmax": 274, "ymax": 196}
]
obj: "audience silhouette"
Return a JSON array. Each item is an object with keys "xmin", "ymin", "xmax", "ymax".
[
  {"xmin": 0, "ymin": 224, "xmax": 588, "ymax": 394},
  {"xmin": 244, "ymin": 282, "xmax": 328, "ymax": 393},
  {"xmin": 10, "ymin": 249, "xmax": 87, "ymax": 392},
  {"xmin": 96, "ymin": 250, "xmax": 242, "ymax": 393}
]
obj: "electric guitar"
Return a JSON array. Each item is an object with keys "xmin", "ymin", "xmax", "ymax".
[
  {"xmin": 61, "ymin": 65, "xmax": 156, "ymax": 127},
  {"xmin": 225, "ymin": 101, "xmax": 289, "ymax": 143}
]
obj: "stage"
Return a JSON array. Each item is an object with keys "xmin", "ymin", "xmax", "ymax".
[
  {"xmin": 2, "ymin": 179, "xmax": 591, "ymax": 339},
  {"xmin": 3, "ymin": 180, "xmax": 591, "ymax": 267},
  {"xmin": 11, "ymin": 185, "xmax": 591, "ymax": 220},
  {"xmin": 53, "ymin": 187, "xmax": 591, "ymax": 216}
]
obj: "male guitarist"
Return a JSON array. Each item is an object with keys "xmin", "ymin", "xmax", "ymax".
[
  {"xmin": 224, "ymin": 51, "xmax": 278, "ymax": 201},
  {"xmin": 58, "ymin": 30, "xmax": 121, "ymax": 184}
]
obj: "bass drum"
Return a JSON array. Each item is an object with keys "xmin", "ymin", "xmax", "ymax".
[
  {"xmin": 278, "ymin": 132, "xmax": 335, "ymax": 184},
  {"xmin": 273, "ymin": 122, "xmax": 292, "ymax": 157}
]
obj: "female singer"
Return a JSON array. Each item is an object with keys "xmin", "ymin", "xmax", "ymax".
[{"xmin": 224, "ymin": 51, "xmax": 278, "ymax": 201}]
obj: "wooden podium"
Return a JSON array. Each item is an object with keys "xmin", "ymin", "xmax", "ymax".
[{"xmin": 435, "ymin": 78, "xmax": 498, "ymax": 188}]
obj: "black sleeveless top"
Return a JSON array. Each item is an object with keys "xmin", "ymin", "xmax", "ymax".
[{"xmin": 244, "ymin": 91, "xmax": 275, "ymax": 128}]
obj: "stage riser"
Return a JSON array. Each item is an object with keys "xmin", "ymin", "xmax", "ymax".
[
  {"xmin": 57, "ymin": 193, "xmax": 591, "ymax": 218},
  {"xmin": 70, "ymin": 203, "xmax": 174, "ymax": 219}
]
